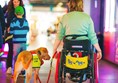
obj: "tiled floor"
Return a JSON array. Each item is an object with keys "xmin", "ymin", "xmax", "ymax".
[
  {"xmin": 0, "ymin": 58, "xmax": 118, "ymax": 83},
  {"xmin": 99, "ymin": 60, "xmax": 118, "ymax": 83},
  {"xmin": 0, "ymin": 34, "xmax": 118, "ymax": 83}
]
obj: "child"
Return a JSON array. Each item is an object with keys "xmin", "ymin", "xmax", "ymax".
[{"xmin": 6, "ymin": 6, "xmax": 29, "ymax": 74}]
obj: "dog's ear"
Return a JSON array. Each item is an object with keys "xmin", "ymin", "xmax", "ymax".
[
  {"xmin": 42, "ymin": 48, "xmax": 48, "ymax": 53},
  {"xmin": 38, "ymin": 51, "xmax": 41, "ymax": 55}
]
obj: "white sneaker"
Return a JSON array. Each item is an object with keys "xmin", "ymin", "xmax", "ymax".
[
  {"xmin": 66, "ymin": 73, "xmax": 71, "ymax": 78},
  {"xmin": 6, "ymin": 67, "xmax": 12, "ymax": 74}
]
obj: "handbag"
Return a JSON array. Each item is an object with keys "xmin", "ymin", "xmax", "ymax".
[{"xmin": 4, "ymin": 31, "xmax": 13, "ymax": 43}]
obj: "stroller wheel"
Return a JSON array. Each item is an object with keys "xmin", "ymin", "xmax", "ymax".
[
  {"xmin": 90, "ymin": 78, "xmax": 95, "ymax": 83},
  {"xmin": 58, "ymin": 76, "xmax": 66, "ymax": 83}
]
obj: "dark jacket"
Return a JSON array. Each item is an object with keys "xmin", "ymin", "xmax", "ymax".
[
  {"xmin": 0, "ymin": 5, "xmax": 5, "ymax": 48},
  {"xmin": 0, "ymin": 5, "xmax": 5, "ymax": 35},
  {"xmin": 6, "ymin": 6, "xmax": 26, "ymax": 28},
  {"xmin": 5, "ymin": 6, "xmax": 26, "ymax": 43}
]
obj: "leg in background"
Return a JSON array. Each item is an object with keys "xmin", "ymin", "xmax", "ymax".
[
  {"xmin": 0, "ymin": 29, "xmax": 3, "ymax": 56},
  {"xmin": 6, "ymin": 42, "xmax": 13, "ymax": 74}
]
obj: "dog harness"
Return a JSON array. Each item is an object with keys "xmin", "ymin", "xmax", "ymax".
[{"xmin": 30, "ymin": 51, "xmax": 42, "ymax": 68}]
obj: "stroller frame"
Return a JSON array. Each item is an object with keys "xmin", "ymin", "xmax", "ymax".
[{"xmin": 57, "ymin": 35, "xmax": 99, "ymax": 83}]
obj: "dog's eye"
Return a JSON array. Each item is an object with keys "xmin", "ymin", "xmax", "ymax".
[{"xmin": 38, "ymin": 51, "xmax": 41, "ymax": 55}]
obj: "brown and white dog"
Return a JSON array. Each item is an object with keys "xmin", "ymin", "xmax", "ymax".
[{"xmin": 13, "ymin": 47, "xmax": 50, "ymax": 83}]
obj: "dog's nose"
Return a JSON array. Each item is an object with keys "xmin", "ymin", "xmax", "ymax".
[
  {"xmin": 47, "ymin": 55, "xmax": 50, "ymax": 60},
  {"xmin": 44, "ymin": 55, "xmax": 50, "ymax": 60}
]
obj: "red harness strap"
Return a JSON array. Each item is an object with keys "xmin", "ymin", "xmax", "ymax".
[{"xmin": 30, "ymin": 51, "xmax": 36, "ymax": 54}]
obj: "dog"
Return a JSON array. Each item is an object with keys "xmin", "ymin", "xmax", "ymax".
[
  {"xmin": 13, "ymin": 47, "xmax": 50, "ymax": 83},
  {"xmin": 27, "ymin": 24, "xmax": 39, "ymax": 51}
]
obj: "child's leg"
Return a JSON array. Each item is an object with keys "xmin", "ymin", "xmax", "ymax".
[
  {"xmin": 13, "ymin": 44, "xmax": 21, "ymax": 72},
  {"xmin": 19, "ymin": 43, "xmax": 27, "ymax": 75}
]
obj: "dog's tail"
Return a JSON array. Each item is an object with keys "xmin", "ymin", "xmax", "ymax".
[{"xmin": 22, "ymin": 57, "xmax": 32, "ymax": 70}]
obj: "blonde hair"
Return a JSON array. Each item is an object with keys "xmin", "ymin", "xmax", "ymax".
[{"xmin": 69, "ymin": 0, "xmax": 84, "ymax": 12}]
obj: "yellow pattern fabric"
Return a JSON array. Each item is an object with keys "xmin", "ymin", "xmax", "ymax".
[
  {"xmin": 32, "ymin": 54, "xmax": 41, "ymax": 68},
  {"xmin": 5, "ymin": 35, "xmax": 13, "ymax": 42},
  {"xmin": 65, "ymin": 56, "xmax": 88, "ymax": 69}
]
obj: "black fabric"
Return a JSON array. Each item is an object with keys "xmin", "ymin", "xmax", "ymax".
[
  {"xmin": 4, "ymin": 32, "xmax": 12, "ymax": 43},
  {"xmin": 0, "ymin": 25, "xmax": 3, "ymax": 48},
  {"xmin": 38, "ymin": 51, "xmax": 41, "ymax": 55},
  {"xmin": 63, "ymin": 35, "xmax": 91, "ymax": 52},
  {"xmin": 6, "ymin": 6, "xmax": 26, "ymax": 28},
  {"xmin": 6, "ymin": 42, "xmax": 13, "ymax": 69},
  {"xmin": 0, "ymin": 5, "xmax": 5, "ymax": 35}
]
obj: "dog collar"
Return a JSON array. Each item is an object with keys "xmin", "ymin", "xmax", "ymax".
[
  {"xmin": 30, "ymin": 51, "xmax": 36, "ymax": 55},
  {"xmin": 30, "ymin": 50, "xmax": 41, "ymax": 55}
]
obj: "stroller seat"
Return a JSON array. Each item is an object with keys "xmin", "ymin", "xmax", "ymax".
[{"xmin": 62, "ymin": 35, "xmax": 92, "ymax": 82}]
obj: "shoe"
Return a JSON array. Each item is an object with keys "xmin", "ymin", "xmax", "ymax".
[
  {"xmin": 0, "ymin": 52, "xmax": 4, "ymax": 57},
  {"xmin": 6, "ymin": 67, "xmax": 12, "ymax": 74},
  {"xmin": 66, "ymin": 73, "xmax": 71, "ymax": 78},
  {"xmin": 21, "ymin": 70, "xmax": 25, "ymax": 75},
  {"xmin": 0, "ymin": 49, "xmax": 4, "ymax": 57},
  {"xmin": 19, "ymin": 70, "xmax": 25, "ymax": 78}
]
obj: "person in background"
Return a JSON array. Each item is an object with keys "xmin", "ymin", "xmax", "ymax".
[
  {"xmin": 8, "ymin": 6, "xmax": 29, "ymax": 75},
  {"xmin": 0, "ymin": 5, "xmax": 5, "ymax": 56},
  {"xmin": 6, "ymin": 0, "xmax": 26, "ymax": 74},
  {"xmin": 53, "ymin": 0, "xmax": 102, "ymax": 60}
]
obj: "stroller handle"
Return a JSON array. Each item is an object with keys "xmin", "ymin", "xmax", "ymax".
[{"xmin": 63, "ymin": 34, "xmax": 88, "ymax": 40}]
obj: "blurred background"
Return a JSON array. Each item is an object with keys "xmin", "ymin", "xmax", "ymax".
[
  {"xmin": 1, "ymin": 0, "xmax": 118, "ymax": 65},
  {"xmin": 0, "ymin": 0, "xmax": 118, "ymax": 83}
]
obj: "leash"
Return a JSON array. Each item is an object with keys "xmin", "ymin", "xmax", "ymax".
[{"xmin": 47, "ymin": 51, "xmax": 57, "ymax": 83}]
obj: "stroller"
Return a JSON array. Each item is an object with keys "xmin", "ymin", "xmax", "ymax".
[{"xmin": 56, "ymin": 35, "xmax": 99, "ymax": 83}]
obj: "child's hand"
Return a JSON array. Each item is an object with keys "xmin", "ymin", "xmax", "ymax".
[
  {"xmin": 26, "ymin": 43, "xmax": 29, "ymax": 46},
  {"xmin": 7, "ymin": 27, "xmax": 10, "ymax": 33}
]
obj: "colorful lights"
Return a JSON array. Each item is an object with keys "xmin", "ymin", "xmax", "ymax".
[
  {"xmin": 94, "ymin": 0, "xmax": 98, "ymax": 8},
  {"xmin": 104, "ymin": 0, "xmax": 115, "ymax": 32}
]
